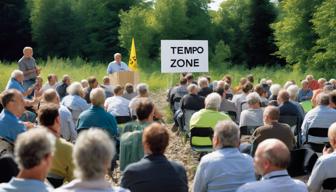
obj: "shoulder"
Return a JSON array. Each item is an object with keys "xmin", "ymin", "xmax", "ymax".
[
  {"xmin": 58, "ymin": 138, "xmax": 74, "ymax": 150},
  {"xmin": 123, "ymin": 158, "xmax": 147, "ymax": 172},
  {"xmin": 292, "ymin": 179, "xmax": 308, "ymax": 189},
  {"xmin": 237, "ymin": 181, "xmax": 260, "ymax": 192}
]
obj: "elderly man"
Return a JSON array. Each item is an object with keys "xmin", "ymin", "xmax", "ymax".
[
  {"xmin": 190, "ymin": 93, "xmax": 231, "ymax": 146},
  {"xmin": 77, "ymin": 88, "xmax": 118, "ymax": 138},
  {"xmin": 38, "ymin": 104, "xmax": 75, "ymax": 187},
  {"xmin": 104, "ymin": 85, "xmax": 130, "ymax": 117},
  {"xmin": 6, "ymin": 70, "xmax": 33, "ymax": 97},
  {"xmin": 42, "ymin": 89, "xmax": 77, "ymax": 143},
  {"xmin": 41, "ymin": 74, "xmax": 58, "ymax": 92},
  {"xmin": 18, "ymin": 47, "xmax": 41, "ymax": 90},
  {"xmin": 198, "ymin": 77, "xmax": 212, "ymax": 97},
  {"xmin": 180, "ymin": 84, "xmax": 204, "ymax": 111},
  {"xmin": 301, "ymin": 93, "xmax": 336, "ymax": 144},
  {"xmin": 237, "ymin": 139, "xmax": 308, "ymax": 192},
  {"xmin": 193, "ymin": 120, "xmax": 255, "ymax": 192},
  {"xmin": 56, "ymin": 75, "xmax": 71, "ymax": 100},
  {"xmin": 0, "ymin": 128, "xmax": 55, "ymax": 192},
  {"xmin": 169, "ymin": 77, "xmax": 188, "ymax": 112},
  {"xmin": 277, "ymin": 90, "xmax": 303, "ymax": 124},
  {"xmin": 121, "ymin": 123, "xmax": 188, "ymax": 192},
  {"xmin": 107, "ymin": 53, "xmax": 129, "ymax": 74},
  {"xmin": 298, "ymin": 80, "xmax": 313, "ymax": 102},
  {"xmin": 239, "ymin": 92, "xmax": 264, "ymax": 127},
  {"xmin": 0, "ymin": 89, "xmax": 27, "ymax": 142},
  {"xmin": 306, "ymin": 75, "xmax": 319, "ymax": 91},
  {"xmin": 311, "ymin": 78, "xmax": 327, "ymax": 107},
  {"xmin": 55, "ymin": 129, "xmax": 128, "ymax": 192},
  {"xmin": 61, "ymin": 82, "xmax": 90, "ymax": 124},
  {"xmin": 250, "ymin": 106, "xmax": 295, "ymax": 156},
  {"xmin": 287, "ymin": 85, "xmax": 305, "ymax": 118},
  {"xmin": 307, "ymin": 123, "xmax": 336, "ymax": 192}
]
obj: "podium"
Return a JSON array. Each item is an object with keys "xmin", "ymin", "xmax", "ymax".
[{"xmin": 109, "ymin": 71, "xmax": 140, "ymax": 86}]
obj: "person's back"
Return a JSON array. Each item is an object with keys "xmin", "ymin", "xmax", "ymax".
[
  {"xmin": 239, "ymin": 108, "xmax": 263, "ymax": 127},
  {"xmin": 105, "ymin": 96, "xmax": 130, "ymax": 117},
  {"xmin": 180, "ymin": 93, "xmax": 205, "ymax": 111},
  {"xmin": 122, "ymin": 154, "xmax": 187, "ymax": 192}
]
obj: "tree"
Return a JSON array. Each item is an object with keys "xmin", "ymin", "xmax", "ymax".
[
  {"xmin": 272, "ymin": 0, "xmax": 323, "ymax": 69},
  {"xmin": 245, "ymin": 0, "xmax": 278, "ymax": 67},
  {"xmin": 311, "ymin": 0, "xmax": 336, "ymax": 74},
  {"xmin": 0, "ymin": 0, "xmax": 32, "ymax": 61},
  {"xmin": 211, "ymin": 40, "xmax": 232, "ymax": 66}
]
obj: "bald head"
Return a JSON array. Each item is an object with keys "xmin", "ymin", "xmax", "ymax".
[
  {"xmin": 255, "ymin": 139, "xmax": 290, "ymax": 175},
  {"xmin": 277, "ymin": 90, "xmax": 290, "ymax": 104},
  {"xmin": 328, "ymin": 123, "xmax": 336, "ymax": 149}
]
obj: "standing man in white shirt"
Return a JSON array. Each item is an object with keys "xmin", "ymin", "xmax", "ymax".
[
  {"xmin": 307, "ymin": 122, "xmax": 336, "ymax": 192},
  {"xmin": 106, "ymin": 53, "xmax": 129, "ymax": 74},
  {"xmin": 238, "ymin": 139, "xmax": 308, "ymax": 192},
  {"xmin": 193, "ymin": 120, "xmax": 255, "ymax": 192}
]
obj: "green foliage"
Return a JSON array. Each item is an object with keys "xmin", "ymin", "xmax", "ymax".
[
  {"xmin": 311, "ymin": 0, "xmax": 336, "ymax": 74},
  {"xmin": 211, "ymin": 40, "xmax": 232, "ymax": 67},
  {"xmin": 272, "ymin": 0, "xmax": 323, "ymax": 69}
]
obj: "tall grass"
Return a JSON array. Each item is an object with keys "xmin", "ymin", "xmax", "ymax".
[{"xmin": 0, "ymin": 57, "xmax": 325, "ymax": 92}]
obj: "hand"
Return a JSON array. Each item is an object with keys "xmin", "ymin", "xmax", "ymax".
[
  {"xmin": 23, "ymin": 122, "xmax": 35, "ymax": 129},
  {"xmin": 323, "ymin": 146, "xmax": 334, "ymax": 155},
  {"xmin": 26, "ymin": 87, "xmax": 34, "ymax": 95}
]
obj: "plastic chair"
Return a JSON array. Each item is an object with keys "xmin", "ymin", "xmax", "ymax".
[
  {"xmin": 240, "ymin": 126, "xmax": 259, "ymax": 136},
  {"xmin": 305, "ymin": 127, "xmax": 329, "ymax": 152},
  {"xmin": 226, "ymin": 111, "xmax": 237, "ymax": 122},
  {"xmin": 322, "ymin": 178, "xmax": 336, "ymax": 190},
  {"xmin": 287, "ymin": 148, "xmax": 317, "ymax": 177},
  {"xmin": 279, "ymin": 115, "xmax": 300, "ymax": 147},
  {"xmin": 190, "ymin": 127, "xmax": 213, "ymax": 155}
]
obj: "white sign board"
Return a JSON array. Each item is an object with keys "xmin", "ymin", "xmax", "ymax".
[{"xmin": 161, "ymin": 40, "xmax": 208, "ymax": 73}]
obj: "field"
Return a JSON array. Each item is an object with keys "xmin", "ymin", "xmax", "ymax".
[{"xmin": 0, "ymin": 57, "xmax": 317, "ymax": 92}]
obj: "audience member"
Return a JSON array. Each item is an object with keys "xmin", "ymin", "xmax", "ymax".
[
  {"xmin": 306, "ymin": 75, "xmax": 319, "ymax": 91},
  {"xmin": 18, "ymin": 47, "xmax": 40, "ymax": 90},
  {"xmin": 247, "ymin": 74, "xmax": 254, "ymax": 84},
  {"xmin": 287, "ymin": 84, "xmax": 305, "ymax": 118},
  {"xmin": 169, "ymin": 77, "xmax": 188, "ymax": 112},
  {"xmin": 55, "ymin": 129, "xmax": 128, "ymax": 192},
  {"xmin": 120, "ymin": 99, "xmax": 155, "ymax": 171},
  {"xmin": 307, "ymin": 122, "xmax": 336, "ymax": 192},
  {"xmin": 61, "ymin": 82, "xmax": 90, "ymax": 124},
  {"xmin": 301, "ymin": 93, "xmax": 336, "ymax": 144},
  {"xmin": 198, "ymin": 77, "xmax": 212, "ymax": 97},
  {"xmin": 0, "ymin": 128, "xmax": 55, "ymax": 192},
  {"xmin": 102, "ymin": 76, "xmax": 114, "ymax": 96},
  {"xmin": 122, "ymin": 83, "xmax": 137, "ymax": 100},
  {"xmin": 277, "ymin": 90, "xmax": 303, "ymax": 124},
  {"xmin": 237, "ymin": 139, "xmax": 308, "ymax": 192},
  {"xmin": 193, "ymin": 120, "xmax": 255, "ymax": 192},
  {"xmin": 239, "ymin": 92, "xmax": 264, "ymax": 127},
  {"xmin": 80, "ymin": 79, "xmax": 88, "ymax": 89},
  {"xmin": 38, "ymin": 104, "xmax": 75, "ymax": 186},
  {"xmin": 232, "ymin": 82, "xmax": 254, "ymax": 121},
  {"xmin": 311, "ymin": 78, "xmax": 327, "ymax": 107},
  {"xmin": 84, "ymin": 76, "xmax": 99, "ymax": 103},
  {"xmin": 41, "ymin": 74, "xmax": 58, "ymax": 92},
  {"xmin": 234, "ymin": 78, "xmax": 248, "ymax": 94},
  {"xmin": 42, "ymin": 89, "xmax": 77, "ymax": 143},
  {"xmin": 298, "ymin": 80, "xmax": 313, "ymax": 102},
  {"xmin": 56, "ymin": 75, "xmax": 71, "ymax": 100},
  {"xmin": 216, "ymin": 86, "xmax": 237, "ymax": 115},
  {"xmin": 269, "ymin": 84, "xmax": 281, "ymax": 101},
  {"xmin": 329, "ymin": 90, "xmax": 336, "ymax": 109},
  {"xmin": 250, "ymin": 106, "xmax": 295, "ymax": 156},
  {"xmin": 105, "ymin": 85, "xmax": 130, "ymax": 117},
  {"xmin": 0, "ymin": 89, "xmax": 27, "ymax": 142},
  {"xmin": 5, "ymin": 70, "xmax": 34, "ymax": 97},
  {"xmin": 185, "ymin": 73, "xmax": 197, "ymax": 85},
  {"xmin": 121, "ymin": 123, "xmax": 188, "ymax": 192},
  {"xmin": 254, "ymin": 84, "xmax": 269, "ymax": 106},
  {"xmin": 180, "ymin": 84, "xmax": 205, "ymax": 111},
  {"xmin": 283, "ymin": 81, "xmax": 294, "ymax": 90}
]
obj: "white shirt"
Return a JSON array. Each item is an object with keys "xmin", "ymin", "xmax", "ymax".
[
  {"xmin": 232, "ymin": 93, "xmax": 247, "ymax": 121},
  {"xmin": 307, "ymin": 151, "xmax": 336, "ymax": 192},
  {"xmin": 237, "ymin": 170, "xmax": 308, "ymax": 192},
  {"xmin": 54, "ymin": 179, "xmax": 129, "ymax": 192},
  {"xmin": 105, "ymin": 96, "xmax": 130, "ymax": 116},
  {"xmin": 193, "ymin": 148, "xmax": 255, "ymax": 192},
  {"xmin": 59, "ymin": 105, "xmax": 77, "ymax": 143},
  {"xmin": 239, "ymin": 108, "xmax": 264, "ymax": 127},
  {"xmin": 41, "ymin": 82, "xmax": 58, "ymax": 92}
]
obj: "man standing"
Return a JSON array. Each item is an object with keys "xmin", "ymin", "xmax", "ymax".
[
  {"xmin": 237, "ymin": 139, "xmax": 308, "ymax": 192},
  {"xmin": 107, "ymin": 53, "xmax": 129, "ymax": 74},
  {"xmin": 18, "ymin": 47, "xmax": 40, "ymax": 90},
  {"xmin": 193, "ymin": 120, "xmax": 255, "ymax": 192}
]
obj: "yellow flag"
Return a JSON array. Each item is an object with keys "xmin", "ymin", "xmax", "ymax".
[{"xmin": 128, "ymin": 38, "xmax": 138, "ymax": 71}]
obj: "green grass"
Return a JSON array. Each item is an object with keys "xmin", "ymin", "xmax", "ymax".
[{"xmin": 0, "ymin": 57, "xmax": 323, "ymax": 92}]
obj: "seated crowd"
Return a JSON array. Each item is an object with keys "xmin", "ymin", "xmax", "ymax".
[{"xmin": 1, "ymin": 62, "xmax": 336, "ymax": 192}]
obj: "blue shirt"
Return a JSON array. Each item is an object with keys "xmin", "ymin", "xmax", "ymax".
[
  {"xmin": 237, "ymin": 170, "xmax": 308, "ymax": 192},
  {"xmin": 301, "ymin": 105, "xmax": 336, "ymax": 143},
  {"xmin": 0, "ymin": 178, "xmax": 53, "ymax": 192},
  {"xmin": 107, "ymin": 61, "xmax": 129, "ymax": 74},
  {"xmin": 0, "ymin": 109, "xmax": 26, "ymax": 142},
  {"xmin": 5, "ymin": 78, "xmax": 25, "ymax": 94},
  {"xmin": 193, "ymin": 148, "xmax": 255, "ymax": 192},
  {"xmin": 298, "ymin": 89, "xmax": 313, "ymax": 102},
  {"xmin": 77, "ymin": 106, "xmax": 118, "ymax": 137}
]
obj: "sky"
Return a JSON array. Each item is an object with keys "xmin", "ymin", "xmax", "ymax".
[{"xmin": 208, "ymin": 0, "xmax": 279, "ymax": 11}]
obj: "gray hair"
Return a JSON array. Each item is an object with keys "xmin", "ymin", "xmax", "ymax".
[
  {"xmin": 246, "ymin": 92, "xmax": 261, "ymax": 105},
  {"xmin": 187, "ymin": 83, "xmax": 198, "ymax": 93},
  {"xmin": 214, "ymin": 120, "xmax": 240, "ymax": 148},
  {"xmin": 205, "ymin": 93, "xmax": 222, "ymax": 110},
  {"xmin": 114, "ymin": 52, "xmax": 122, "ymax": 58},
  {"xmin": 283, "ymin": 81, "xmax": 294, "ymax": 90},
  {"xmin": 136, "ymin": 83, "xmax": 149, "ymax": 96},
  {"xmin": 198, "ymin": 77, "xmax": 209, "ymax": 88},
  {"xmin": 301, "ymin": 79, "xmax": 308, "ymax": 85},
  {"xmin": 11, "ymin": 70, "xmax": 23, "ymax": 79},
  {"xmin": 73, "ymin": 128, "xmax": 115, "ymax": 180},
  {"xmin": 67, "ymin": 82, "xmax": 84, "ymax": 96},
  {"xmin": 270, "ymin": 84, "xmax": 281, "ymax": 96},
  {"xmin": 90, "ymin": 88, "xmax": 105, "ymax": 106},
  {"xmin": 15, "ymin": 128, "xmax": 56, "ymax": 170},
  {"xmin": 317, "ymin": 93, "xmax": 330, "ymax": 106},
  {"xmin": 287, "ymin": 85, "xmax": 299, "ymax": 100}
]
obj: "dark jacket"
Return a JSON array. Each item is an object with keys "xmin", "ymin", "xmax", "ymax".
[
  {"xmin": 180, "ymin": 94, "xmax": 204, "ymax": 111},
  {"xmin": 279, "ymin": 101, "xmax": 303, "ymax": 124},
  {"xmin": 121, "ymin": 154, "xmax": 188, "ymax": 192}
]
